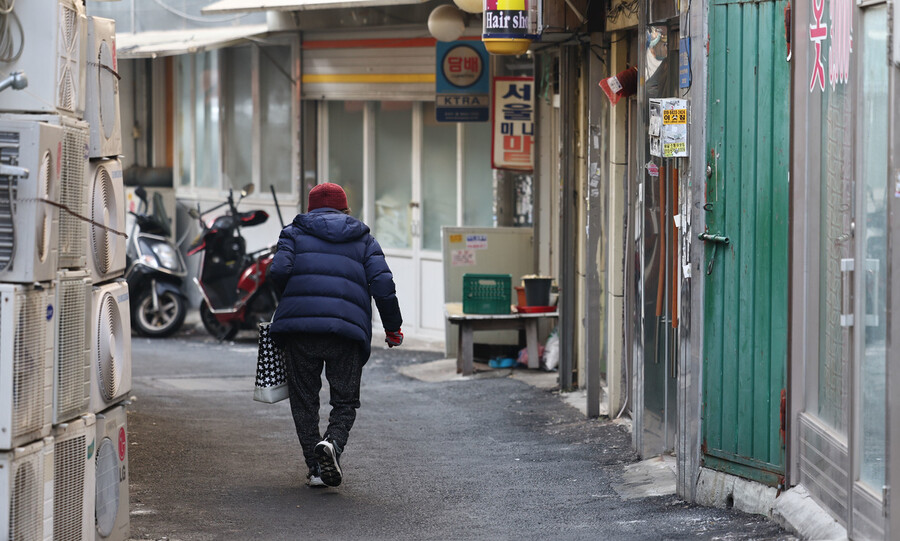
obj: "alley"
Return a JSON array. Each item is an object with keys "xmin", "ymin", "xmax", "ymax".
[{"xmin": 125, "ymin": 330, "xmax": 793, "ymax": 541}]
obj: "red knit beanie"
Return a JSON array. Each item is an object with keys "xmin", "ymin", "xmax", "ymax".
[{"xmin": 307, "ymin": 182, "xmax": 348, "ymax": 211}]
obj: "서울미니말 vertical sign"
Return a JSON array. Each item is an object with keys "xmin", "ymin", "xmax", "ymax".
[
  {"xmin": 435, "ymin": 40, "xmax": 490, "ymax": 122},
  {"xmin": 491, "ymin": 76, "xmax": 534, "ymax": 171}
]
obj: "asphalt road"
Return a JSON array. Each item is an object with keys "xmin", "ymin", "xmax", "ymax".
[{"xmin": 126, "ymin": 327, "xmax": 794, "ymax": 541}]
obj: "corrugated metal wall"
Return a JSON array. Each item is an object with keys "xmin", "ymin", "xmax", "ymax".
[{"xmin": 702, "ymin": 0, "xmax": 790, "ymax": 486}]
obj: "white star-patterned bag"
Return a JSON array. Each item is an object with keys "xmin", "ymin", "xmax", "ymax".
[{"xmin": 254, "ymin": 322, "xmax": 289, "ymax": 403}]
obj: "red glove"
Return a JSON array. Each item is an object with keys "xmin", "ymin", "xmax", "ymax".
[{"xmin": 385, "ymin": 329, "xmax": 403, "ymax": 348}]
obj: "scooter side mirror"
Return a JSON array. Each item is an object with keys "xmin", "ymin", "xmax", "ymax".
[
  {"xmin": 241, "ymin": 183, "xmax": 254, "ymax": 197},
  {"xmin": 135, "ymin": 185, "xmax": 148, "ymax": 204}
]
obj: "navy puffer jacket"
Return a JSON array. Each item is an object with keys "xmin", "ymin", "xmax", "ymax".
[{"xmin": 268, "ymin": 208, "xmax": 402, "ymax": 357}]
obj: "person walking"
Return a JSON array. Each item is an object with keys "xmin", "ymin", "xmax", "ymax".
[{"xmin": 269, "ymin": 182, "xmax": 403, "ymax": 488}]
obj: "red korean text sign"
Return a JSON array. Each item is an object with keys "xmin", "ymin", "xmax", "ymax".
[{"xmin": 491, "ymin": 76, "xmax": 534, "ymax": 171}]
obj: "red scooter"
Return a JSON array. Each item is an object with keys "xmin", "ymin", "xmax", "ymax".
[{"xmin": 186, "ymin": 184, "xmax": 280, "ymax": 340}]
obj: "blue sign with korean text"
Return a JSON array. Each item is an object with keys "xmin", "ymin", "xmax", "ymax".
[
  {"xmin": 436, "ymin": 40, "xmax": 490, "ymax": 122},
  {"xmin": 679, "ymin": 37, "xmax": 691, "ymax": 89}
]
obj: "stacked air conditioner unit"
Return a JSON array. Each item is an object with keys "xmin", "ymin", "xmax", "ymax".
[
  {"xmin": 2, "ymin": 6, "xmax": 132, "ymax": 539},
  {"xmin": 52, "ymin": 414, "xmax": 95, "ymax": 541},
  {"xmin": 94, "ymin": 404, "xmax": 129, "ymax": 541},
  {"xmin": 87, "ymin": 159, "xmax": 126, "ymax": 283},
  {"xmin": 0, "ymin": 0, "xmax": 87, "ymax": 118},
  {"xmin": 89, "ymin": 280, "xmax": 132, "ymax": 414},
  {"xmin": 0, "ymin": 438, "xmax": 54, "ymax": 541},
  {"xmin": 2, "ymin": 113, "xmax": 92, "ymax": 271},
  {"xmin": 85, "ymin": 17, "xmax": 122, "ymax": 159},
  {"xmin": 0, "ymin": 284, "xmax": 53, "ymax": 450},
  {"xmin": 52, "ymin": 270, "xmax": 91, "ymax": 425},
  {"xmin": 0, "ymin": 119, "xmax": 63, "ymax": 283}
]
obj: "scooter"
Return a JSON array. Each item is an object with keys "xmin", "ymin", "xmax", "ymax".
[
  {"xmin": 125, "ymin": 186, "xmax": 188, "ymax": 337},
  {"xmin": 186, "ymin": 184, "xmax": 278, "ymax": 340}
]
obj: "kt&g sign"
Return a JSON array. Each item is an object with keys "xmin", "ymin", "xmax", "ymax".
[{"xmin": 491, "ymin": 76, "xmax": 534, "ymax": 171}]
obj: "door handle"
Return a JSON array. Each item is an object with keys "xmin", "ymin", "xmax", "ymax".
[
  {"xmin": 698, "ymin": 232, "xmax": 729, "ymax": 244},
  {"xmin": 840, "ymin": 258, "xmax": 854, "ymax": 327}
]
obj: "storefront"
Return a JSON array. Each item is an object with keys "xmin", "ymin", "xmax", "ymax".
[{"xmin": 789, "ymin": 0, "xmax": 894, "ymax": 536}]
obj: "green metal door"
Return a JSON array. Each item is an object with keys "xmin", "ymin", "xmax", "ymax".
[{"xmin": 703, "ymin": 0, "xmax": 789, "ymax": 485}]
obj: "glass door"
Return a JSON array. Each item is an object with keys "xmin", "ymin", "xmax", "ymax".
[
  {"xmin": 851, "ymin": 4, "xmax": 889, "ymax": 536},
  {"xmin": 319, "ymin": 100, "xmax": 494, "ymax": 338}
]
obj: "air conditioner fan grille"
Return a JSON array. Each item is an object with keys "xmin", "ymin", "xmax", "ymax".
[
  {"xmin": 10, "ymin": 452, "xmax": 42, "ymax": 541},
  {"xmin": 95, "ymin": 438, "xmax": 120, "ymax": 538},
  {"xmin": 97, "ymin": 292, "xmax": 122, "ymax": 401},
  {"xmin": 56, "ymin": 3, "xmax": 81, "ymax": 113},
  {"xmin": 57, "ymin": 278, "xmax": 89, "ymax": 422},
  {"xmin": 54, "ymin": 433, "xmax": 86, "ymax": 540},
  {"xmin": 91, "ymin": 166, "xmax": 114, "ymax": 275},
  {"xmin": 37, "ymin": 150, "xmax": 52, "ymax": 263},
  {"xmin": 58, "ymin": 124, "xmax": 87, "ymax": 269},
  {"xmin": 12, "ymin": 290, "xmax": 48, "ymax": 439}
]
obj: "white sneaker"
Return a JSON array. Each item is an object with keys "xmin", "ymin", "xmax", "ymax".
[
  {"xmin": 307, "ymin": 465, "xmax": 326, "ymax": 487},
  {"xmin": 314, "ymin": 440, "xmax": 343, "ymax": 487}
]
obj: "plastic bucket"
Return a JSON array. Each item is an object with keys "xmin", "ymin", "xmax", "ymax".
[
  {"xmin": 514, "ymin": 286, "xmax": 527, "ymax": 306},
  {"xmin": 523, "ymin": 278, "xmax": 552, "ymax": 306}
]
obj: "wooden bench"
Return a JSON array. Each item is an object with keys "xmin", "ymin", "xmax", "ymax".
[{"xmin": 444, "ymin": 302, "xmax": 559, "ymax": 376}]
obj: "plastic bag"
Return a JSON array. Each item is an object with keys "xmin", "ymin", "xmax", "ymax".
[
  {"xmin": 542, "ymin": 328, "xmax": 560, "ymax": 371},
  {"xmin": 516, "ymin": 345, "xmax": 545, "ymax": 368}
]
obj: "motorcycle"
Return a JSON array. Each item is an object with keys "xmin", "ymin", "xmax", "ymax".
[
  {"xmin": 186, "ymin": 183, "xmax": 278, "ymax": 340},
  {"xmin": 125, "ymin": 186, "xmax": 188, "ymax": 337}
]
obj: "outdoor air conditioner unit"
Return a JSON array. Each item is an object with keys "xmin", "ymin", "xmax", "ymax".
[
  {"xmin": 3, "ymin": 114, "xmax": 92, "ymax": 270},
  {"xmin": 85, "ymin": 16, "xmax": 122, "ymax": 159},
  {"xmin": 52, "ymin": 414, "xmax": 95, "ymax": 541},
  {"xmin": 53, "ymin": 270, "xmax": 92, "ymax": 425},
  {"xmin": 94, "ymin": 404, "xmax": 128, "ymax": 541},
  {"xmin": 87, "ymin": 159, "xmax": 126, "ymax": 283},
  {"xmin": 0, "ymin": 118, "xmax": 62, "ymax": 283},
  {"xmin": 0, "ymin": 0, "xmax": 87, "ymax": 117},
  {"xmin": 0, "ymin": 284, "xmax": 53, "ymax": 451},
  {"xmin": 89, "ymin": 280, "xmax": 131, "ymax": 414},
  {"xmin": 0, "ymin": 437, "xmax": 54, "ymax": 541}
]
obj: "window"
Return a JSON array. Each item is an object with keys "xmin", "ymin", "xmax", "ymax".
[
  {"xmin": 260, "ymin": 45, "xmax": 293, "ymax": 195},
  {"xmin": 422, "ymin": 102, "xmax": 457, "ymax": 251},
  {"xmin": 223, "ymin": 47, "xmax": 253, "ymax": 191},
  {"xmin": 374, "ymin": 102, "xmax": 413, "ymax": 250},
  {"xmin": 326, "ymin": 101, "xmax": 364, "ymax": 217},
  {"xmin": 176, "ymin": 40, "xmax": 298, "ymax": 196}
]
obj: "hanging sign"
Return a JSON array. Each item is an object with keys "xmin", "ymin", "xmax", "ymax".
[
  {"xmin": 649, "ymin": 98, "xmax": 688, "ymax": 158},
  {"xmin": 678, "ymin": 37, "xmax": 691, "ymax": 88},
  {"xmin": 436, "ymin": 41, "xmax": 490, "ymax": 122},
  {"xmin": 491, "ymin": 76, "xmax": 534, "ymax": 171},
  {"xmin": 482, "ymin": 0, "xmax": 539, "ymax": 55}
]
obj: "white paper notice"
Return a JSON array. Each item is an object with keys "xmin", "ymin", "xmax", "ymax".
[{"xmin": 451, "ymin": 250, "xmax": 476, "ymax": 266}]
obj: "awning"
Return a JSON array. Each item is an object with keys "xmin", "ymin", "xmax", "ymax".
[
  {"xmin": 202, "ymin": 0, "xmax": 430, "ymax": 15},
  {"xmin": 116, "ymin": 24, "xmax": 269, "ymax": 59}
]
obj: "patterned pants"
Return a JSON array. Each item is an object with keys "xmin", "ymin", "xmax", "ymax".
[{"xmin": 282, "ymin": 333, "xmax": 364, "ymax": 469}]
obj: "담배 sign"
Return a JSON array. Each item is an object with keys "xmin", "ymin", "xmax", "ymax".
[
  {"xmin": 436, "ymin": 41, "xmax": 490, "ymax": 122},
  {"xmin": 649, "ymin": 98, "xmax": 688, "ymax": 158},
  {"xmin": 492, "ymin": 76, "xmax": 534, "ymax": 171}
]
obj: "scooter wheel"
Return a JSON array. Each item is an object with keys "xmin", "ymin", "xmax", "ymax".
[
  {"xmin": 133, "ymin": 289, "xmax": 187, "ymax": 338},
  {"xmin": 199, "ymin": 300, "xmax": 238, "ymax": 341}
]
